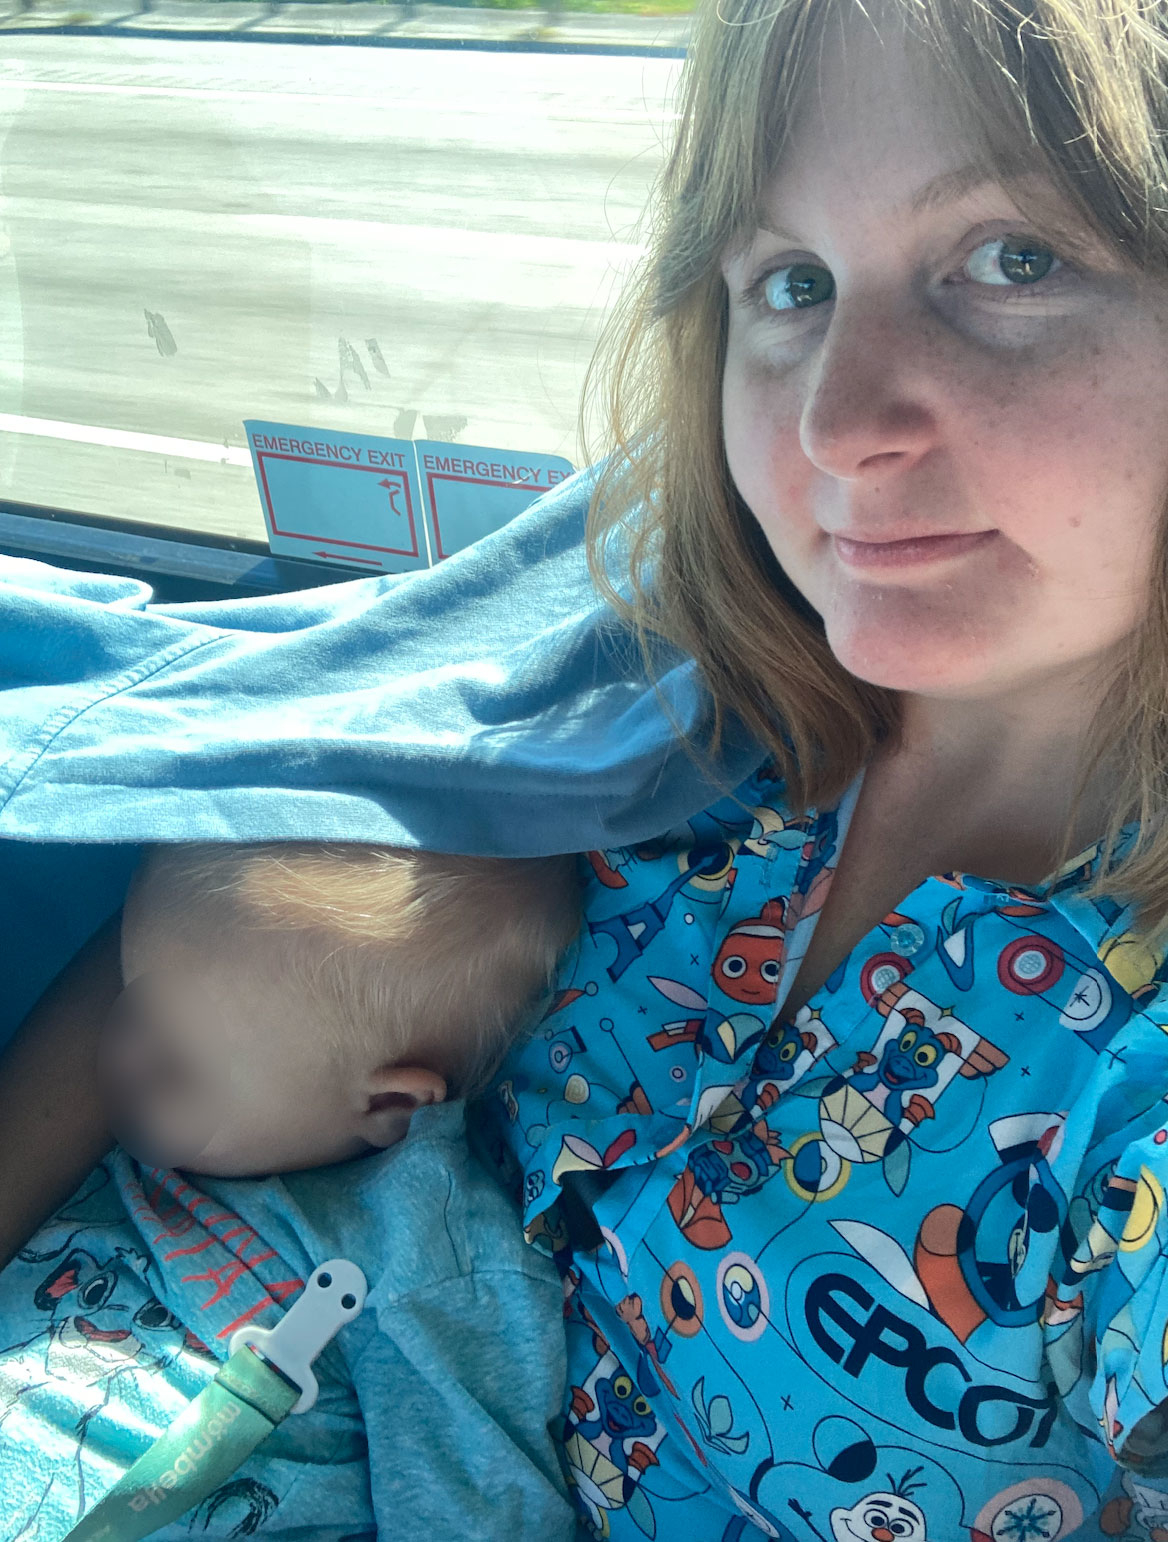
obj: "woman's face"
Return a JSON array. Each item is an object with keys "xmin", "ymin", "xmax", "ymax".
[{"xmin": 720, "ymin": 11, "xmax": 1168, "ymax": 700}]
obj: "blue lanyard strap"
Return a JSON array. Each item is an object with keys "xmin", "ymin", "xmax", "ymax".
[{"xmin": 59, "ymin": 1258, "xmax": 367, "ymax": 1542}]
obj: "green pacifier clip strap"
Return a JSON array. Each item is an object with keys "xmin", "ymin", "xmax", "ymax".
[
  {"xmin": 58, "ymin": 1258, "xmax": 368, "ymax": 1542},
  {"xmin": 60, "ymin": 1344, "xmax": 299, "ymax": 1542}
]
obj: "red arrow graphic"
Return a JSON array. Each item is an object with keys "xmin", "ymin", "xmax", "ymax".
[{"xmin": 379, "ymin": 477, "xmax": 406, "ymax": 515}]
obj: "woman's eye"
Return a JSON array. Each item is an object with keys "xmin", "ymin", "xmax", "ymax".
[
  {"xmin": 762, "ymin": 262, "xmax": 834, "ymax": 313},
  {"xmin": 751, "ymin": 233, "xmax": 1069, "ymax": 318},
  {"xmin": 965, "ymin": 234, "xmax": 1061, "ymax": 288}
]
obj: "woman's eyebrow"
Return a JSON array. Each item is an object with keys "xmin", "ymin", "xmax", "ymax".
[
  {"xmin": 742, "ymin": 159, "xmax": 1110, "ymax": 270},
  {"xmin": 756, "ymin": 161, "xmax": 1014, "ymax": 241},
  {"xmin": 908, "ymin": 161, "xmax": 995, "ymax": 216}
]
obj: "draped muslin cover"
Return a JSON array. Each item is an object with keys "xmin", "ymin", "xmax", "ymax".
[{"xmin": 0, "ymin": 467, "xmax": 762, "ymax": 1038}]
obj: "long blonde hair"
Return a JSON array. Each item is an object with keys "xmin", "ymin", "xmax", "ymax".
[{"xmin": 585, "ymin": 0, "xmax": 1168, "ymax": 930}]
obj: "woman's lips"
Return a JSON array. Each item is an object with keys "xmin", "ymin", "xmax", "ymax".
[{"xmin": 832, "ymin": 530, "xmax": 997, "ymax": 569}]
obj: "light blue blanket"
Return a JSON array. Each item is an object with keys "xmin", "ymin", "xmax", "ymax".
[{"xmin": 0, "ymin": 466, "xmax": 762, "ymax": 1039}]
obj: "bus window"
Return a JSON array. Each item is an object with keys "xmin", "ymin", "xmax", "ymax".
[{"xmin": 0, "ymin": 16, "xmax": 684, "ymax": 566}]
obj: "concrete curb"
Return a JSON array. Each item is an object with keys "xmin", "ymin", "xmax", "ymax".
[{"xmin": 0, "ymin": 0, "xmax": 691, "ymax": 52}]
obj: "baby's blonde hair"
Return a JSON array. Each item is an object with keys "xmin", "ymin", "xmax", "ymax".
[{"xmin": 128, "ymin": 843, "xmax": 581, "ymax": 1099}]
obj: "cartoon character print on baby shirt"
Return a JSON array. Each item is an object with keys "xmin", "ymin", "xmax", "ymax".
[
  {"xmin": 0, "ymin": 1156, "xmax": 306, "ymax": 1540},
  {"xmin": 483, "ymin": 767, "xmax": 1168, "ymax": 1542},
  {"xmin": 0, "ymin": 1165, "xmax": 219, "ymax": 1536}
]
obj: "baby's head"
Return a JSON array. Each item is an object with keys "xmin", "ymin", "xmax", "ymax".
[{"xmin": 100, "ymin": 843, "xmax": 580, "ymax": 1176}]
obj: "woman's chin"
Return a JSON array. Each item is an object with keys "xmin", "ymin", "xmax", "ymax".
[{"xmin": 824, "ymin": 619, "xmax": 997, "ymax": 698}]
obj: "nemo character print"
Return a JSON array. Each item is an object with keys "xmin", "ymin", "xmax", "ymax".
[
  {"xmin": 712, "ymin": 900, "xmax": 789, "ymax": 1008},
  {"xmin": 560, "ymin": 1348, "xmax": 668, "ymax": 1537}
]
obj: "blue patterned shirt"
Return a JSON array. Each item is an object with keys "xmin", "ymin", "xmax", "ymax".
[{"xmin": 482, "ymin": 761, "xmax": 1168, "ymax": 1542}]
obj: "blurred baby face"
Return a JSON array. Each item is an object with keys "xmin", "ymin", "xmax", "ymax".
[{"xmin": 100, "ymin": 943, "xmax": 370, "ymax": 1177}]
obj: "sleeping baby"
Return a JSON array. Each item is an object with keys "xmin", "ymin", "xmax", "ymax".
[
  {"xmin": 0, "ymin": 841, "xmax": 582, "ymax": 1541},
  {"xmin": 102, "ymin": 841, "xmax": 580, "ymax": 1178}
]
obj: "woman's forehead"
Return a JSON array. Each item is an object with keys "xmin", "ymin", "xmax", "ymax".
[
  {"xmin": 738, "ymin": 13, "xmax": 1088, "ymax": 255},
  {"xmin": 770, "ymin": 11, "xmax": 980, "ymax": 185}
]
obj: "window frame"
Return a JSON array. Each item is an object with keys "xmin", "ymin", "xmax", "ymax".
[{"xmin": 0, "ymin": 499, "xmax": 365, "ymax": 600}]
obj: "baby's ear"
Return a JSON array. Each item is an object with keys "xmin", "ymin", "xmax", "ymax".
[{"xmin": 357, "ymin": 1065, "xmax": 447, "ymax": 1150}]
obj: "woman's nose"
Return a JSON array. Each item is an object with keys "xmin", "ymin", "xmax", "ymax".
[{"xmin": 797, "ymin": 296, "xmax": 940, "ymax": 482}]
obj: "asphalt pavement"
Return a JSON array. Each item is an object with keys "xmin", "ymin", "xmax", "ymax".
[{"xmin": 0, "ymin": 35, "xmax": 681, "ymax": 539}]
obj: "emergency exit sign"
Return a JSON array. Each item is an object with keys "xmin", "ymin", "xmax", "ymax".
[{"xmin": 245, "ymin": 420, "xmax": 573, "ymax": 573}]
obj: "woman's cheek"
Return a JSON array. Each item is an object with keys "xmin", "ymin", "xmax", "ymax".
[{"xmin": 724, "ymin": 361, "xmax": 810, "ymax": 548}]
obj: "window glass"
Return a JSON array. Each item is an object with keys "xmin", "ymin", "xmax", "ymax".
[{"xmin": 0, "ymin": 34, "xmax": 679, "ymax": 542}]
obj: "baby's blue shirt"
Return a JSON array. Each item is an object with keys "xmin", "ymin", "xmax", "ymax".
[{"xmin": 0, "ymin": 1099, "xmax": 576, "ymax": 1540}]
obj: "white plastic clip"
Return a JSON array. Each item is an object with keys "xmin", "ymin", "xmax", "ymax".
[{"xmin": 229, "ymin": 1258, "xmax": 367, "ymax": 1415}]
